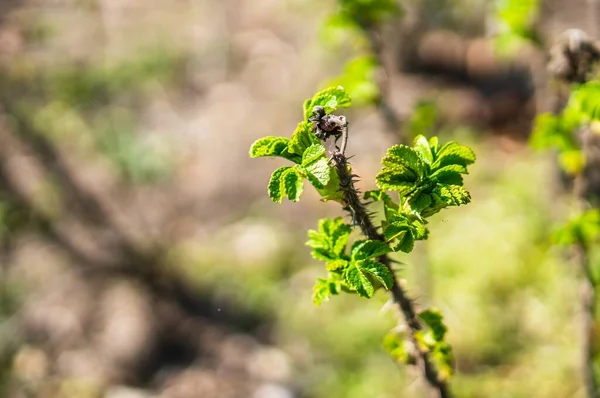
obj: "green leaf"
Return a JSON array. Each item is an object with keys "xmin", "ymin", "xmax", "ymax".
[
  {"xmin": 357, "ymin": 259, "xmax": 394, "ymax": 290},
  {"xmin": 416, "ymin": 308, "xmax": 454, "ymax": 380},
  {"xmin": 382, "ymin": 145, "xmax": 426, "ymax": 176},
  {"xmin": 326, "ymin": 259, "xmax": 349, "ymax": 271},
  {"xmin": 364, "ymin": 189, "xmax": 399, "ymax": 220},
  {"xmin": 304, "ymin": 158, "xmax": 331, "ymax": 189},
  {"xmin": 345, "ymin": 263, "xmax": 375, "ymax": 298},
  {"xmin": 413, "ymin": 134, "xmax": 434, "ymax": 164},
  {"xmin": 431, "ymin": 342, "xmax": 454, "ymax": 381},
  {"xmin": 389, "ymin": 229, "xmax": 415, "ymax": 253},
  {"xmin": 306, "ymin": 218, "xmax": 352, "ymax": 260},
  {"xmin": 281, "ymin": 168, "xmax": 304, "ymax": 202},
  {"xmin": 433, "ymin": 142, "xmax": 476, "ymax": 170},
  {"xmin": 568, "ymin": 80, "xmax": 600, "ymax": 122},
  {"xmin": 331, "ymin": 224, "xmax": 352, "ymax": 256},
  {"xmin": 383, "ymin": 215, "xmax": 428, "ymax": 253},
  {"xmin": 351, "ymin": 240, "xmax": 391, "ymax": 260},
  {"xmin": 268, "ymin": 166, "xmax": 291, "ymax": 203},
  {"xmin": 376, "ymin": 145, "xmax": 427, "ymax": 195},
  {"xmin": 249, "ymin": 136, "xmax": 301, "ymax": 163},
  {"xmin": 302, "ymin": 143, "xmax": 327, "ymax": 165},
  {"xmin": 364, "ymin": 189, "xmax": 392, "ymax": 203},
  {"xmin": 418, "ymin": 308, "xmax": 447, "ymax": 341},
  {"xmin": 313, "ymin": 165, "xmax": 343, "ymax": 202},
  {"xmin": 375, "ymin": 169, "xmax": 418, "ymax": 196},
  {"xmin": 429, "ymin": 136, "xmax": 439, "ymax": 152},
  {"xmin": 431, "ymin": 164, "xmax": 468, "ymax": 176},
  {"xmin": 313, "ymin": 276, "xmax": 342, "ymax": 306},
  {"xmin": 383, "ymin": 332, "xmax": 414, "ymax": 364},
  {"xmin": 408, "ymin": 193, "xmax": 433, "ymax": 213},
  {"xmin": 289, "ymin": 121, "xmax": 320, "ymax": 156},
  {"xmin": 434, "ymin": 184, "xmax": 471, "ymax": 207},
  {"xmin": 304, "ymin": 86, "xmax": 351, "ymax": 120}
]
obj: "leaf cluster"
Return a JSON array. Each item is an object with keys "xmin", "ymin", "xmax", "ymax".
[
  {"xmin": 308, "ymin": 218, "xmax": 394, "ymax": 304},
  {"xmin": 251, "ymin": 87, "xmax": 475, "ymax": 384},
  {"xmin": 530, "ymin": 81, "xmax": 600, "ymax": 175},
  {"xmin": 249, "ymin": 86, "xmax": 352, "ymax": 203},
  {"xmin": 383, "ymin": 309, "xmax": 453, "ymax": 380},
  {"xmin": 415, "ymin": 309, "xmax": 454, "ymax": 380},
  {"xmin": 553, "ymin": 209, "xmax": 600, "ymax": 247},
  {"xmin": 376, "ymin": 135, "xmax": 475, "ymax": 218}
]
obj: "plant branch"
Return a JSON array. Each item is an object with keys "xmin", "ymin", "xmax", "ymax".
[
  {"xmin": 329, "ymin": 149, "xmax": 450, "ymax": 398},
  {"xmin": 573, "ymin": 236, "xmax": 598, "ymax": 398},
  {"xmin": 575, "ymin": 126, "xmax": 600, "ymax": 398},
  {"xmin": 364, "ymin": 27, "xmax": 405, "ymax": 142}
]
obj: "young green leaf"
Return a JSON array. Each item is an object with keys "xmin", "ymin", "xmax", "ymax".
[
  {"xmin": 281, "ymin": 168, "xmax": 304, "ymax": 202},
  {"xmin": 570, "ymin": 81, "xmax": 600, "ymax": 121},
  {"xmin": 383, "ymin": 332, "xmax": 415, "ymax": 365},
  {"xmin": 364, "ymin": 189, "xmax": 399, "ymax": 220},
  {"xmin": 384, "ymin": 222, "xmax": 415, "ymax": 253},
  {"xmin": 363, "ymin": 189, "xmax": 393, "ymax": 203},
  {"xmin": 375, "ymin": 169, "xmax": 418, "ymax": 196},
  {"xmin": 268, "ymin": 166, "xmax": 291, "ymax": 203},
  {"xmin": 303, "ymin": 86, "xmax": 351, "ymax": 120},
  {"xmin": 415, "ymin": 308, "xmax": 453, "ymax": 380},
  {"xmin": 326, "ymin": 259, "xmax": 350, "ymax": 272},
  {"xmin": 350, "ymin": 239, "xmax": 391, "ymax": 261},
  {"xmin": 382, "ymin": 145, "xmax": 427, "ymax": 177},
  {"xmin": 433, "ymin": 184, "xmax": 471, "ymax": 207},
  {"xmin": 303, "ymin": 158, "xmax": 331, "ymax": 189},
  {"xmin": 345, "ymin": 263, "xmax": 375, "ymax": 298},
  {"xmin": 315, "ymin": 166, "xmax": 344, "ymax": 202},
  {"xmin": 249, "ymin": 136, "xmax": 302, "ymax": 163},
  {"xmin": 306, "ymin": 217, "xmax": 352, "ymax": 261},
  {"xmin": 413, "ymin": 134, "xmax": 434, "ymax": 165},
  {"xmin": 408, "ymin": 193, "xmax": 433, "ymax": 213},
  {"xmin": 418, "ymin": 308, "xmax": 447, "ymax": 341},
  {"xmin": 289, "ymin": 121, "xmax": 320, "ymax": 156},
  {"xmin": 313, "ymin": 276, "xmax": 342, "ymax": 305},
  {"xmin": 432, "ymin": 142, "xmax": 476, "ymax": 170},
  {"xmin": 302, "ymin": 143, "xmax": 327, "ymax": 165},
  {"xmin": 357, "ymin": 259, "xmax": 394, "ymax": 289},
  {"xmin": 376, "ymin": 145, "xmax": 427, "ymax": 194}
]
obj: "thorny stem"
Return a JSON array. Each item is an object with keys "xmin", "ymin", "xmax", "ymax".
[
  {"xmin": 548, "ymin": 32, "xmax": 600, "ymax": 396},
  {"xmin": 328, "ymin": 149, "xmax": 450, "ymax": 398},
  {"xmin": 573, "ymin": 236, "xmax": 599, "ymax": 398},
  {"xmin": 575, "ymin": 128, "xmax": 600, "ymax": 398}
]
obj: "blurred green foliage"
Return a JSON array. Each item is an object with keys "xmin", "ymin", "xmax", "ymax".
[
  {"xmin": 493, "ymin": 0, "xmax": 541, "ymax": 53},
  {"xmin": 319, "ymin": 0, "xmax": 402, "ymax": 109},
  {"xmin": 6, "ymin": 47, "xmax": 183, "ymax": 184},
  {"xmin": 324, "ymin": 0, "xmax": 401, "ymax": 32},
  {"xmin": 327, "ymin": 56, "xmax": 379, "ymax": 106}
]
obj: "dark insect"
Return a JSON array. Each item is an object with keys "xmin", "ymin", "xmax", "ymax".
[{"xmin": 309, "ymin": 106, "xmax": 348, "ymax": 154}]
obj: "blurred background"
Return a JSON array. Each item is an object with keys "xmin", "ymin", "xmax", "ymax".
[{"xmin": 0, "ymin": 0, "xmax": 596, "ymax": 397}]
